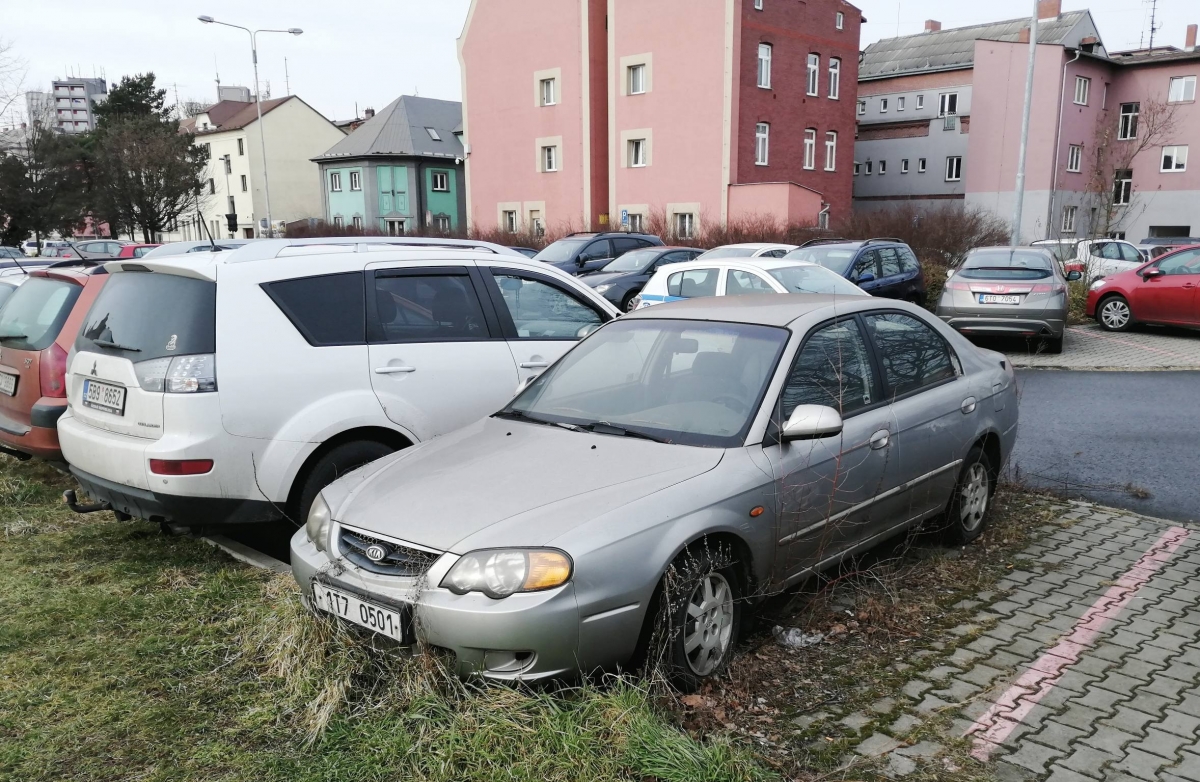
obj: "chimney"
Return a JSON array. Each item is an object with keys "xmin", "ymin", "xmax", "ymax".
[
  {"xmin": 1018, "ymin": 27, "xmax": 1031, "ymax": 44},
  {"xmin": 1187, "ymin": 24, "xmax": 1198, "ymax": 51},
  {"xmin": 1037, "ymin": 0, "xmax": 1061, "ymax": 20},
  {"xmin": 364, "ymin": 107, "xmax": 375, "ymax": 119},
  {"xmin": 924, "ymin": 19, "xmax": 941, "ymax": 32}
]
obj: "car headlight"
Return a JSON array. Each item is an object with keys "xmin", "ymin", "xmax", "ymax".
[
  {"xmin": 1090, "ymin": 278, "xmax": 1107, "ymax": 290},
  {"xmin": 305, "ymin": 494, "xmax": 332, "ymax": 553},
  {"xmin": 441, "ymin": 549, "xmax": 572, "ymax": 599},
  {"xmin": 593, "ymin": 284, "xmax": 612, "ymax": 294}
]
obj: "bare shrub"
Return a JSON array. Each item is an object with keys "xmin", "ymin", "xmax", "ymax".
[{"xmin": 835, "ymin": 203, "xmax": 1011, "ymax": 266}]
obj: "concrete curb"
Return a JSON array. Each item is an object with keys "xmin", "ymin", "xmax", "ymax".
[{"xmin": 204, "ymin": 535, "xmax": 292, "ymax": 575}]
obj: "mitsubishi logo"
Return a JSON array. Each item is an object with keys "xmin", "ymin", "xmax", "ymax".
[
  {"xmin": 365, "ymin": 544, "xmax": 388, "ymax": 562},
  {"xmin": 91, "ymin": 361, "xmax": 98, "ymax": 377}
]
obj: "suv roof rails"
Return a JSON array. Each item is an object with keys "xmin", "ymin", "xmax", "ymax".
[
  {"xmin": 222, "ymin": 236, "xmax": 527, "ymax": 264},
  {"xmin": 799, "ymin": 237, "xmax": 850, "ymax": 248},
  {"xmin": 862, "ymin": 237, "xmax": 904, "ymax": 246}
]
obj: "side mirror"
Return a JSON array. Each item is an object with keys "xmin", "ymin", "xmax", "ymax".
[
  {"xmin": 780, "ymin": 404, "xmax": 843, "ymax": 442},
  {"xmin": 1066, "ymin": 270, "xmax": 1082, "ymax": 282},
  {"xmin": 1143, "ymin": 267, "xmax": 1164, "ymax": 280},
  {"xmin": 856, "ymin": 272, "xmax": 876, "ymax": 284}
]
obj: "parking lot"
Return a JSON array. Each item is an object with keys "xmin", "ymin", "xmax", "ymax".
[{"xmin": 1007, "ymin": 325, "xmax": 1200, "ymax": 371}]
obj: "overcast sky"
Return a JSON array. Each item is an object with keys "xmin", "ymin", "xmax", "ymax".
[{"xmin": 2, "ymin": 0, "xmax": 1196, "ymax": 127}]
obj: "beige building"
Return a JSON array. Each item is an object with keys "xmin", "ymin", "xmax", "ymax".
[{"xmin": 166, "ymin": 96, "xmax": 345, "ymax": 241}]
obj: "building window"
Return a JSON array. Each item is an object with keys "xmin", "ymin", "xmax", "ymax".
[
  {"xmin": 864, "ymin": 161, "xmax": 873, "ymax": 175},
  {"xmin": 385, "ymin": 219, "xmax": 406, "ymax": 236},
  {"xmin": 333, "ymin": 216, "xmax": 344, "ymax": 228},
  {"xmin": 836, "ymin": 11, "xmax": 844, "ymax": 29},
  {"xmin": 629, "ymin": 138, "xmax": 648, "ymax": 167},
  {"xmin": 878, "ymin": 159, "xmax": 887, "ymax": 175},
  {"xmin": 918, "ymin": 158, "xmax": 927, "ymax": 173},
  {"xmin": 1073, "ymin": 76, "xmax": 1090, "ymax": 106},
  {"xmin": 330, "ymin": 172, "xmax": 342, "ymax": 192},
  {"xmin": 916, "ymin": 94, "xmax": 925, "ymax": 110},
  {"xmin": 1118, "ymin": 102, "xmax": 1139, "ymax": 140},
  {"xmin": 806, "ymin": 54, "xmax": 819, "ymax": 96},
  {"xmin": 1061, "ymin": 205, "xmax": 1077, "ymax": 233},
  {"xmin": 350, "ymin": 171, "xmax": 362, "ymax": 191},
  {"xmin": 803, "ymin": 129, "xmax": 816, "ymax": 169},
  {"xmin": 1161, "ymin": 145, "xmax": 1188, "ymax": 172},
  {"xmin": 854, "ymin": 162, "xmax": 861, "ymax": 175},
  {"xmin": 1113, "ymin": 169, "xmax": 1132, "ymax": 205},
  {"xmin": 628, "ymin": 64, "xmax": 646, "ymax": 95},
  {"xmin": 240, "ymin": 175, "xmax": 247, "ymax": 192},
  {"xmin": 434, "ymin": 215, "xmax": 450, "ymax": 232},
  {"xmin": 897, "ymin": 96, "xmax": 906, "ymax": 111},
  {"xmin": 426, "ymin": 127, "xmax": 442, "ymax": 141},
  {"xmin": 945, "ymin": 156, "xmax": 962, "ymax": 181},
  {"xmin": 755, "ymin": 123, "xmax": 769, "ymax": 166},
  {"xmin": 1167, "ymin": 76, "xmax": 1196, "ymax": 104},
  {"xmin": 1067, "ymin": 144, "xmax": 1083, "ymax": 173},
  {"xmin": 503, "ymin": 210, "xmax": 517, "ymax": 233},
  {"xmin": 857, "ymin": 100, "xmax": 866, "ymax": 115},
  {"xmin": 530, "ymin": 210, "xmax": 545, "ymax": 235},
  {"xmin": 758, "ymin": 44, "xmax": 772, "ymax": 89},
  {"xmin": 237, "ymin": 138, "xmax": 244, "ymax": 156},
  {"xmin": 223, "ymin": 157, "xmax": 232, "ymax": 175},
  {"xmin": 828, "ymin": 58, "xmax": 840, "ymax": 99},
  {"xmin": 824, "ymin": 131, "xmax": 837, "ymax": 171},
  {"xmin": 208, "ymin": 178, "xmax": 215, "ymax": 195},
  {"xmin": 674, "ymin": 213, "xmax": 695, "ymax": 239},
  {"xmin": 880, "ymin": 98, "xmax": 888, "ymax": 112},
  {"xmin": 901, "ymin": 158, "xmax": 909, "ymax": 174},
  {"xmin": 542, "ymin": 145, "xmax": 558, "ymax": 172},
  {"xmin": 540, "ymin": 78, "xmax": 556, "ymax": 107},
  {"xmin": 938, "ymin": 92, "xmax": 958, "ymax": 116},
  {"xmin": 754, "ymin": 0, "xmax": 763, "ymax": 8},
  {"xmin": 629, "ymin": 213, "xmax": 644, "ymax": 232},
  {"xmin": 353, "ymin": 216, "xmax": 364, "ymax": 230},
  {"xmin": 431, "ymin": 171, "xmax": 449, "ymax": 191}
]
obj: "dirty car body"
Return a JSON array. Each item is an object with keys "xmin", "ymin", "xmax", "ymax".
[{"xmin": 291, "ymin": 295, "xmax": 1018, "ymax": 682}]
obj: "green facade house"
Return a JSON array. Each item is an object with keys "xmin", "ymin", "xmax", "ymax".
[{"xmin": 312, "ymin": 95, "xmax": 465, "ymax": 234}]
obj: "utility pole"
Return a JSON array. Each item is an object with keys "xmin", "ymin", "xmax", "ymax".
[
  {"xmin": 1011, "ymin": 0, "xmax": 1040, "ymax": 246},
  {"xmin": 285, "ymin": 57, "xmax": 290, "ymax": 95}
]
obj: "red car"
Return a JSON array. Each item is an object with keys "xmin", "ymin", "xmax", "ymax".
[
  {"xmin": 1087, "ymin": 245, "xmax": 1200, "ymax": 331},
  {"xmin": 115, "ymin": 243, "xmax": 160, "ymax": 258}
]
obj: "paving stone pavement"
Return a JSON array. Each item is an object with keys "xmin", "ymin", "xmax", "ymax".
[
  {"xmin": 848, "ymin": 503, "xmax": 1200, "ymax": 780},
  {"xmin": 1005, "ymin": 325, "xmax": 1200, "ymax": 370}
]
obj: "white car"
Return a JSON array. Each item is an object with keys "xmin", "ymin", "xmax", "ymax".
[
  {"xmin": 631, "ymin": 257, "xmax": 868, "ymax": 310},
  {"xmin": 138, "ymin": 240, "xmax": 254, "ymax": 259},
  {"xmin": 57, "ymin": 238, "xmax": 621, "ymax": 528},
  {"xmin": 1030, "ymin": 238, "xmax": 1143, "ymax": 281},
  {"xmin": 693, "ymin": 242, "xmax": 799, "ymax": 261}
]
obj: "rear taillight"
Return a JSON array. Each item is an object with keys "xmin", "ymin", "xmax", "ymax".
[
  {"xmin": 149, "ymin": 459, "xmax": 214, "ymax": 476},
  {"xmin": 40, "ymin": 343, "xmax": 68, "ymax": 398},
  {"xmin": 944, "ymin": 279, "xmax": 972, "ymax": 291},
  {"xmin": 134, "ymin": 354, "xmax": 217, "ymax": 393}
]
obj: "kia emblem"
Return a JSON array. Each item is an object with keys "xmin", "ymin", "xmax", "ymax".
[{"xmin": 365, "ymin": 544, "xmax": 388, "ymax": 562}]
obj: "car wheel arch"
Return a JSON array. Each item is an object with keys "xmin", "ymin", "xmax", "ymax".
[
  {"xmin": 973, "ymin": 430, "xmax": 1003, "ymax": 492},
  {"xmin": 285, "ymin": 425, "xmax": 413, "ymax": 522}
]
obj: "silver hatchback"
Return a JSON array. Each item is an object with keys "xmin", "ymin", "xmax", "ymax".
[
  {"xmin": 937, "ymin": 247, "xmax": 1082, "ymax": 354},
  {"xmin": 291, "ymin": 295, "xmax": 1018, "ymax": 688}
]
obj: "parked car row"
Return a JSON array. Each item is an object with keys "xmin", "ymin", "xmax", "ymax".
[{"xmin": 0, "ymin": 235, "xmax": 1016, "ymax": 689}]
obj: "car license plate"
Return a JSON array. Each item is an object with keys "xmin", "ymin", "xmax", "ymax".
[
  {"xmin": 979, "ymin": 294, "xmax": 1022, "ymax": 305},
  {"xmin": 81, "ymin": 378, "xmax": 126, "ymax": 416},
  {"xmin": 0, "ymin": 371, "xmax": 16, "ymax": 397},
  {"xmin": 312, "ymin": 582, "xmax": 412, "ymax": 644}
]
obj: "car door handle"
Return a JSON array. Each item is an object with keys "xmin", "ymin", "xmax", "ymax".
[
  {"xmin": 374, "ymin": 366, "xmax": 416, "ymax": 374},
  {"xmin": 961, "ymin": 397, "xmax": 977, "ymax": 414},
  {"xmin": 870, "ymin": 429, "xmax": 890, "ymax": 450},
  {"xmin": 519, "ymin": 361, "xmax": 550, "ymax": 369},
  {"xmin": 1185, "ymin": 283, "xmax": 1196, "ymax": 289}
]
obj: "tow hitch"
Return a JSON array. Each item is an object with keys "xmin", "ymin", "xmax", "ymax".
[{"xmin": 63, "ymin": 489, "xmax": 111, "ymax": 514}]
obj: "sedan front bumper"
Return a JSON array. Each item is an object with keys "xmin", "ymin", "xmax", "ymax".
[{"xmin": 290, "ymin": 529, "xmax": 583, "ymax": 681}]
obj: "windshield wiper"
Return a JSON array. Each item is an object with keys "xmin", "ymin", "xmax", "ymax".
[
  {"xmin": 492, "ymin": 409, "xmax": 561, "ymax": 428},
  {"xmin": 579, "ymin": 421, "xmax": 670, "ymax": 443},
  {"xmin": 92, "ymin": 338, "xmax": 141, "ymax": 352},
  {"xmin": 0, "ymin": 332, "xmax": 27, "ymax": 341}
]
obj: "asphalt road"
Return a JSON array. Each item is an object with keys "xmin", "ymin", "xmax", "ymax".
[{"xmin": 1008, "ymin": 369, "xmax": 1200, "ymax": 523}]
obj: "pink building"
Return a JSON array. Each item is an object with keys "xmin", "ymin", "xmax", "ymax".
[{"xmin": 459, "ymin": 0, "xmax": 862, "ymax": 237}]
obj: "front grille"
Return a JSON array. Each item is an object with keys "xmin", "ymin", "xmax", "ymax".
[{"xmin": 338, "ymin": 527, "xmax": 441, "ymax": 577}]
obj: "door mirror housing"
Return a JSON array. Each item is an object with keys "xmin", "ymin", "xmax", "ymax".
[
  {"xmin": 780, "ymin": 405, "xmax": 844, "ymax": 441},
  {"xmin": 1065, "ymin": 270, "xmax": 1082, "ymax": 282},
  {"xmin": 1143, "ymin": 267, "xmax": 1164, "ymax": 280},
  {"xmin": 856, "ymin": 272, "xmax": 876, "ymax": 284}
]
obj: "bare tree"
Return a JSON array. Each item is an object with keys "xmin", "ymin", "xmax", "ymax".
[
  {"xmin": 0, "ymin": 39, "xmax": 27, "ymax": 120},
  {"xmin": 176, "ymin": 98, "xmax": 211, "ymax": 120}
]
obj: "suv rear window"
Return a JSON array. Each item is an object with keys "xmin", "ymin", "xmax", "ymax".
[
  {"xmin": 0, "ymin": 277, "xmax": 82, "ymax": 351},
  {"xmin": 76, "ymin": 272, "xmax": 216, "ymax": 360},
  {"xmin": 263, "ymin": 272, "xmax": 365, "ymax": 346}
]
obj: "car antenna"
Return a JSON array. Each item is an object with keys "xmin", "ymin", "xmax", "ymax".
[{"xmin": 200, "ymin": 212, "xmax": 218, "ymax": 250}]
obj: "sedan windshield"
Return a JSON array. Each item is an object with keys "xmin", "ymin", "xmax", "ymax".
[
  {"xmin": 767, "ymin": 265, "xmax": 868, "ymax": 296},
  {"xmin": 783, "ymin": 246, "xmax": 859, "ymax": 273},
  {"xmin": 532, "ymin": 239, "xmax": 587, "ymax": 264},
  {"xmin": 501, "ymin": 318, "xmax": 789, "ymax": 448},
  {"xmin": 960, "ymin": 251, "xmax": 1054, "ymax": 280},
  {"xmin": 695, "ymin": 247, "xmax": 758, "ymax": 260},
  {"xmin": 600, "ymin": 248, "xmax": 659, "ymax": 273}
]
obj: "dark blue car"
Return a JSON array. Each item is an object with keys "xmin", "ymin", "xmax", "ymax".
[
  {"xmin": 579, "ymin": 246, "xmax": 702, "ymax": 311},
  {"xmin": 783, "ymin": 238, "xmax": 927, "ymax": 304},
  {"xmin": 533, "ymin": 232, "xmax": 664, "ymax": 276}
]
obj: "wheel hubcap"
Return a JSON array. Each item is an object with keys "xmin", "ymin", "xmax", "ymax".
[
  {"xmin": 682, "ymin": 572, "xmax": 734, "ymax": 676},
  {"xmin": 960, "ymin": 463, "xmax": 989, "ymax": 532},
  {"xmin": 1101, "ymin": 300, "xmax": 1130, "ymax": 330}
]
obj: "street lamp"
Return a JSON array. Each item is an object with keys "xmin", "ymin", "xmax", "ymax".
[{"xmin": 198, "ymin": 15, "xmax": 303, "ymax": 237}]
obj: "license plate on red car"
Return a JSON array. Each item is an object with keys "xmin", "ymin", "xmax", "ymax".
[
  {"xmin": 0, "ymin": 371, "xmax": 16, "ymax": 397},
  {"xmin": 978, "ymin": 294, "xmax": 1022, "ymax": 305}
]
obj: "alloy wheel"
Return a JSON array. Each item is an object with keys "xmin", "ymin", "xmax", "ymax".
[
  {"xmin": 682, "ymin": 572, "xmax": 734, "ymax": 676},
  {"xmin": 960, "ymin": 462, "xmax": 989, "ymax": 532},
  {"xmin": 1100, "ymin": 299, "xmax": 1131, "ymax": 330}
]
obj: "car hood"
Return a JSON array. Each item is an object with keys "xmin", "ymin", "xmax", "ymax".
[
  {"xmin": 327, "ymin": 416, "xmax": 724, "ymax": 553},
  {"xmin": 580, "ymin": 270, "xmax": 638, "ymax": 286}
]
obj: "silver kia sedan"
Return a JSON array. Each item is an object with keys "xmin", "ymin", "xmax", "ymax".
[{"xmin": 291, "ymin": 295, "xmax": 1018, "ymax": 689}]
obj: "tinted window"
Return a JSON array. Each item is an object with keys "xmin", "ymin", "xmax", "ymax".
[
  {"xmin": 879, "ymin": 248, "xmax": 903, "ymax": 277},
  {"xmin": 372, "ymin": 273, "xmax": 488, "ymax": 342},
  {"xmin": 77, "ymin": 273, "xmax": 215, "ymax": 361},
  {"xmin": 493, "ymin": 273, "xmax": 603, "ymax": 339},
  {"xmin": 667, "ymin": 268, "xmax": 719, "ymax": 298},
  {"xmin": 264, "ymin": 272, "xmax": 365, "ymax": 346},
  {"xmin": 852, "ymin": 251, "xmax": 880, "ymax": 280},
  {"xmin": 0, "ymin": 278, "xmax": 80, "ymax": 352},
  {"xmin": 863, "ymin": 313, "xmax": 956, "ymax": 396},
  {"xmin": 725, "ymin": 270, "xmax": 776, "ymax": 295},
  {"xmin": 578, "ymin": 240, "xmax": 613, "ymax": 262},
  {"xmin": 611, "ymin": 237, "xmax": 644, "ymax": 256},
  {"xmin": 780, "ymin": 318, "xmax": 878, "ymax": 419},
  {"xmin": 960, "ymin": 251, "xmax": 1053, "ymax": 280}
]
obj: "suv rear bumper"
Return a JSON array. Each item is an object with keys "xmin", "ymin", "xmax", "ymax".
[{"xmin": 71, "ymin": 466, "xmax": 281, "ymax": 525}]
